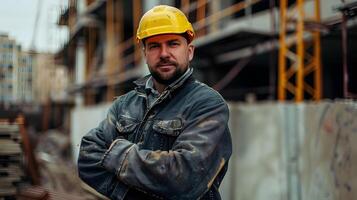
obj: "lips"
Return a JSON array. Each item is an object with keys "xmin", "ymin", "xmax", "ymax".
[
  {"xmin": 157, "ymin": 64, "xmax": 174, "ymax": 72},
  {"xmin": 157, "ymin": 62, "xmax": 176, "ymax": 66},
  {"xmin": 156, "ymin": 62, "xmax": 176, "ymax": 72}
]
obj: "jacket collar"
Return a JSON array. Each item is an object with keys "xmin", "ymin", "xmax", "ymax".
[{"xmin": 134, "ymin": 67, "xmax": 193, "ymax": 94}]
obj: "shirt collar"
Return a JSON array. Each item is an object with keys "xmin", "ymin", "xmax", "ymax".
[
  {"xmin": 145, "ymin": 76, "xmax": 160, "ymax": 96},
  {"xmin": 144, "ymin": 67, "xmax": 193, "ymax": 95}
]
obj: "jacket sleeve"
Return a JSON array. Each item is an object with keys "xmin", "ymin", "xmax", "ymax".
[
  {"xmin": 77, "ymin": 101, "xmax": 130, "ymax": 200},
  {"xmin": 101, "ymin": 97, "xmax": 232, "ymax": 200}
]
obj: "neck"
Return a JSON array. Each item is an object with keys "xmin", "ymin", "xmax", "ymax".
[{"xmin": 153, "ymin": 79, "xmax": 167, "ymax": 93}]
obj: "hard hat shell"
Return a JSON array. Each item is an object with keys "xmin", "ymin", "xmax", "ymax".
[{"xmin": 136, "ymin": 5, "xmax": 195, "ymax": 43}]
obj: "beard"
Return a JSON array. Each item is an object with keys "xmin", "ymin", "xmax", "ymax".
[{"xmin": 149, "ymin": 58, "xmax": 187, "ymax": 85}]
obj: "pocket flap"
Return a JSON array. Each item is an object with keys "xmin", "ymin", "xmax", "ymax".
[
  {"xmin": 153, "ymin": 119, "xmax": 183, "ymax": 136},
  {"xmin": 116, "ymin": 116, "xmax": 138, "ymax": 134}
]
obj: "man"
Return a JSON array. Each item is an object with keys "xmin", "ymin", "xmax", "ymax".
[{"xmin": 78, "ymin": 5, "xmax": 232, "ymax": 200}]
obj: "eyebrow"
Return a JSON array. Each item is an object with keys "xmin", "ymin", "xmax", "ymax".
[{"xmin": 147, "ymin": 39, "xmax": 180, "ymax": 46}]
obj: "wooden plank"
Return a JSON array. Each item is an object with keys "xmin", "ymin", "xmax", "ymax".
[
  {"xmin": 0, "ymin": 187, "xmax": 16, "ymax": 196},
  {"xmin": 0, "ymin": 124, "xmax": 21, "ymax": 141},
  {"xmin": 17, "ymin": 116, "xmax": 40, "ymax": 185},
  {"xmin": 0, "ymin": 165, "xmax": 24, "ymax": 177},
  {"xmin": 0, "ymin": 140, "xmax": 22, "ymax": 155},
  {"xmin": 0, "ymin": 179, "xmax": 22, "ymax": 187},
  {"xmin": 0, "ymin": 124, "xmax": 19, "ymax": 132},
  {"xmin": 0, "ymin": 155, "xmax": 22, "ymax": 164}
]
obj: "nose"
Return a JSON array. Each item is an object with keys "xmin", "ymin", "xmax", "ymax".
[{"xmin": 159, "ymin": 44, "xmax": 170, "ymax": 58}]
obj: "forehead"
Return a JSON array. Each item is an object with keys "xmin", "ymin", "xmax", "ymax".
[{"xmin": 145, "ymin": 34, "xmax": 185, "ymax": 43}]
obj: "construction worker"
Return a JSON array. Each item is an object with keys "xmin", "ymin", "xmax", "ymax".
[{"xmin": 78, "ymin": 5, "xmax": 232, "ymax": 200}]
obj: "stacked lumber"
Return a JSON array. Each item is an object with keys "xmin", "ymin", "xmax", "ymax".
[{"xmin": 0, "ymin": 123, "xmax": 24, "ymax": 198}]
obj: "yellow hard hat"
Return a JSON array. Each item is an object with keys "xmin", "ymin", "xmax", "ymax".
[{"xmin": 136, "ymin": 5, "xmax": 195, "ymax": 43}]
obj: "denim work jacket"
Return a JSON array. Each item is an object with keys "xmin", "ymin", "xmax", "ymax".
[{"xmin": 78, "ymin": 70, "xmax": 232, "ymax": 200}]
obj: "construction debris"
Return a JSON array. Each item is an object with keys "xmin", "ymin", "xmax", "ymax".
[
  {"xmin": 34, "ymin": 129, "xmax": 104, "ymax": 200},
  {"xmin": 16, "ymin": 186, "xmax": 92, "ymax": 200}
]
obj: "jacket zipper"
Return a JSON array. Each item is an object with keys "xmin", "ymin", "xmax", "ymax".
[
  {"xmin": 133, "ymin": 69, "xmax": 191, "ymax": 144},
  {"xmin": 134, "ymin": 90, "xmax": 170, "ymax": 143}
]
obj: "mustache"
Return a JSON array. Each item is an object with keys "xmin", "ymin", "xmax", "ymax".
[{"xmin": 156, "ymin": 58, "xmax": 178, "ymax": 67}]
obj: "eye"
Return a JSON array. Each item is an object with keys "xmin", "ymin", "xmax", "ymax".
[
  {"xmin": 148, "ymin": 43, "xmax": 159, "ymax": 50},
  {"xmin": 168, "ymin": 41, "xmax": 180, "ymax": 47}
]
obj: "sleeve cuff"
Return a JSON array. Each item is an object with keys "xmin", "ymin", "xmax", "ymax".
[{"xmin": 101, "ymin": 139, "xmax": 134, "ymax": 176}]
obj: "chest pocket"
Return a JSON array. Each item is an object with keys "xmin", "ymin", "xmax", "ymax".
[
  {"xmin": 152, "ymin": 119, "xmax": 183, "ymax": 150},
  {"xmin": 116, "ymin": 115, "xmax": 139, "ymax": 140},
  {"xmin": 153, "ymin": 119, "xmax": 183, "ymax": 136}
]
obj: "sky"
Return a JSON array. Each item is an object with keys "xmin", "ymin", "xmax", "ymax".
[{"xmin": 0, "ymin": 0, "xmax": 68, "ymax": 53}]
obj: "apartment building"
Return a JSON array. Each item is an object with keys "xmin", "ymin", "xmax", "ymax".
[
  {"xmin": 0, "ymin": 33, "xmax": 70, "ymax": 105},
  {"xmin": 0, "ymin": 34, "xmax": 34, "ymax": 104},
  {"xmin": 17, "ymin": 51, "xmax": 35, "ymax": 103}
]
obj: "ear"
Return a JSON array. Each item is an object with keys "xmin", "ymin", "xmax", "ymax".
[
  {"xmin": 139, "ymin": 39, "xmax": 147, "ymax": 56},
  {"xmin": 188, "ymin": 44, "xmax": 195, "ymax": 61},
  {"xmin": 142, "ymin": 45, "xmax": 147, "ymax": 57}
]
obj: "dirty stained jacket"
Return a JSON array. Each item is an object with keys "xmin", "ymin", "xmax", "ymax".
[{"xmin": 78, "ymin": 69, "xmax": 232, "ymax": 200}]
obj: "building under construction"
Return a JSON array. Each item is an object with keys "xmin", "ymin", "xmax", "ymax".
[
  {"xmin": 53, "ymin": 1, "xmax": 357, "ymax": 200},
  {"xmin": 56, "ymin": 0, "xmax": 356, "ymax": 104},
  {"xmin": 1, "ymin": 0, "xmax": 356, "ymax": 199}
]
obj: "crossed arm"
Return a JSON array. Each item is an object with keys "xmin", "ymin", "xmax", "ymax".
[{"xmin": 78, "ymin": 98, "xmax": 232, "ymax": 200}]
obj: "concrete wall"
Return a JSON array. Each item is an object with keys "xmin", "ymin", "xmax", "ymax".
[
  {"xmin": 221, "ymin": 102, "xmax": 289, "ymax": 200},
  {"xmin": 221, "ymin": 101, "xmax": 357, "ymax": 200},
  {"xmin": 70, "ymin": 103, "xmax": 111, "ymax": 162},
  {"xmin": 300, "ymin": 101, "xmax": 357, "ymax": 200},
  {"xmin": 70, "ymin": 100, "xmax": 357, "ymax": 199}
]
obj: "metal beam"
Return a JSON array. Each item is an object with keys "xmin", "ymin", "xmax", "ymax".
[{"xmin": 278, "ymin": 0, "xmax": 322, "ymax": 102}]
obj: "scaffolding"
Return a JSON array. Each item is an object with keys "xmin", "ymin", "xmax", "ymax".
[
  {"xmin": 57, "ymin": 0, "xmax": 265, "ymax": 104},
  {"xmin": 278, "ymin": 0, "xmax": 322, "ymax": 102},
  {"xmin": 56, "ymin": 0, "xmax": 357, "ymax": 104},
  {"xmin": 337, "ymin": 1, "xmax": 357, "ymax": 98}
]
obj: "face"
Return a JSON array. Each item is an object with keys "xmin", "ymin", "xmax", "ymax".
[{"xmin": 143, "ymin": 34, "xmax": 194, "ymax": 85}]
